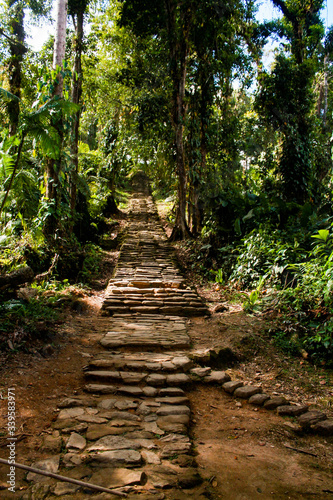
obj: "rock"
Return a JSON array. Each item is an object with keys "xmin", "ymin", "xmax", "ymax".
[
  {"xmin": 156, "ymin": 405, "xmax": 190, "ymax": 417},
  {"xmin": 66, "ymin": 432, "xmax": 86, "ymax": 451},
  {"xmin": 298, "ymin": 411, "xmax": 327, "ymax": 428},
  {"xmin": 190, "ymin": 367, "xmax": 211, "ymax": 377},
  {"xmin": 166, "ymin": 374, "xmax": 191, "ymax": 385},
  {"xmin": 88, "ymin": 435, "xmax": 141, "ymax": 451},
  {"xmin": 30, "ymin": 484, "xmax": 51, "ymax": 500},
  {"xmin": 160, "ymin": 443, "xmax": 189, "ymax": 457},
  {"xmin": 248, "ymin": 394, "xmax": 270, "ymax": 406},
  {"xmin": 203, "ymin": 371, "xmax": 231, "ymax": 384},
  {"xmin": 234, "ymin": 385, "xmax": 262, "ymax": 399},
  {"xmin": 157, "ymin": 422, "xmax": 188, "ymax": 434},
  {"xmin": 59, "ymin": 398, "xmax": 92, "ymax": 409},
  {"xmin": 62, "ymin": 453, "xmax": 83, "ymax": 466},
  {"xmin": 142, "ymin": 450, "xmax": 161, "ymax": 464},
  {"xmin": 143, "ymin": 421, "xmax": 165, "ymax": 435},
  {"xmin": 157, "ymin": 413, "xmax": 190, "ymax": 425},
  {"xmin": 90, "ymin": 468, "xmax": 147, "ymax": 488},
  {"xmin": 147, "ymin": 465, "xmax": 178, "ymax": 489},
  {"xmin": 159, "ymin": 387, "xmax": 185, "ymax": 397},
  {"xmin": 114, "ymin": 400, "xmax": 138, "ymax": 410},
  {"xmin": 57, "ymin": 407, "xmax": 85, "ymax": 419},
  {"xmin": 27, "ymin": 456, "xmax": 60, "ymax": 482},
  {"xmin": 277, "ymin": 405, "xmax": 309, "ymax": 417},
  {"xmin": 143, "ymin": 386, "xmax": 159, "ymax": 397},
  {"xmin": 98, "ymin": 398, "xmax": 117, "ymax": 410},
  {"xmin": 53, "ymin": 482, "xmax": 80, "ymax": 496},
  {"xmin": 223, "ymin": 381, "xmax": 244, "ymax": 394},
  {"xmin": 155, "ymin": 396, "xmax": 189, "ymax": 405},
  {"xmin": 89, "ymin": 450, "xmax": 142, "ymax": 467},
  {"xmin": 76, "ymin": 415, "xmax": 108, "ymax": 424},
  {"xmin": 311, "ymin": 419, "xmax": 333, "ymax": 436},
  {"xmin": 86, "ymin": 424, "xmax": 137, "ymax": 441},
  {"xmin": 42, "ymin": 435, "xmax": 62, "ymax": 453},
  {"xmin": 146, "ymin": 374, "xmax": 166, "ymax": 386},
  {"xmin": 263, "ymin": 396, "xmax": 288, "ymax": 410}
]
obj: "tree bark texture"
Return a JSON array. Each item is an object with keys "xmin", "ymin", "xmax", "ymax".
[
  {"xmin": 70, "ymin": 11, "xmax": 84, "ymax": 214},
  {"xmin": 165, "ymin": 0, "xmax": 192, "ymax": 240},
  {"xmin": 7, "ymin": 0, "xmax": 26, "ymax": 135}
]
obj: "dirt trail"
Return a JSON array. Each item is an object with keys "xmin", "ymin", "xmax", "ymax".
[{"xmin": 0, "ymin": 181, "xmax": 332, "ymax": 499}]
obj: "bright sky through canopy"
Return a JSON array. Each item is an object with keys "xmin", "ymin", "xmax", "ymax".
[{"xmin": 26, "ymin": 0, "xmax": 333, "ymax": 51}]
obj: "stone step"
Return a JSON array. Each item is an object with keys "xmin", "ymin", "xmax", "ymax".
[
  {"xmin": 86, "ymin": 352, "xmax": 193, "ymax": 372},
  {"xmin": 84, "ymin": 370, "xmax": 192, "ymax": 387}
]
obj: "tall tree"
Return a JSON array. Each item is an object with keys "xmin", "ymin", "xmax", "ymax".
[
  {"xmin": 68, "ymin": 0, "xmax": 89, "ymax": 213},
  {"xmin": 44, "ymin": 0, "xmax": 68, "ymax": 234},
  {"xmin": 256, "ymin": 0, "xmax": 324, "ymax": 204}
]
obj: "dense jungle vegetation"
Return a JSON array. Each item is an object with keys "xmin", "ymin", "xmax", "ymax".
[{"xmin": 1, "ymin": 0, "xmax": 333, "ymax": 366}]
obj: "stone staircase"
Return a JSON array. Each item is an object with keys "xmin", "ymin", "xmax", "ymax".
[{"xmin": 35, "ymin": 188, "xmax": 213, "ymax": 498}]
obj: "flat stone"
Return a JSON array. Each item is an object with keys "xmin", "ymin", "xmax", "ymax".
[
  {"xmin": 277, "ymin": 404, "xmax": 309, "ymax": 417},
  {"xmin": 66, "ymin": 432, "xmax": 86, "ymax": 451},
  {"xmin": 58, "ymin": 398, "xmax": 92, "ymax": 408},
  {"xmin": 142, "ymin": 386, "xmax": 159, "ymax": 397},
  {"xmin": 85, "ymin": 384, "xmax": 117, "ymax": 394},
  {"xmin": 298, "ymin": 411, "xmax": 327, "ymax": 427},
  {"xmin": 166, "ymin": 374, "xmax": 191, "ymax": 385},
  {"xmin": 143, "ymin": 421, "xmax": 165, "ymax": 435},
  {"xmin": 121, "ymin": 372, "xmax": 147, "ymax": 384},
  {"xmin": 118, "ymin": 386, "xmax": 144, "ymax": 396},
  {"xmin": 190, "ymin": 367, "xmax": 211, "ymax": 377},
  {"xmin": 53, "ymin": 482, "xmax": 80, "ymax": 496},
  {"xmin": 27, "ymin": 456, "xmax": 60, "ymax": 482},
  {"xmin": 142, "ymin": 450, "xmax": 161, "ymax": 464},
  {"xmin": 160, "ymin": 441, "xmax": 191, "ymax": 458},
  {"xmin": 172, "ymin": 356, "xmax": 192, "ymax": 370},
  {"xmin": 234, "ymin": 385, "xmax": 262, "ymax": 399},
  {"xmin": 147, "ymin": 465, "xmax": 178, "ymax": 489},
  {"xmin": 159, "ymin": 387, "xmax": 185, "ymax": 396},
  {"xmin": 157, "ymin": 421, "xmax": 187, "ymax": 434},
  {"xmin": 312, "ymin": 419, "xmax": 333, "ymax": 435},
  {"xmin": 248, "ymin": 393, "xmax": 270, "ymax": 406},
  {"xmin": 62, "ymin": 453, "xmax": 83, "ymax": 467},
  {"xmin": 156, "ymin": 405, "xmax": 190, "ymax": 417},
  {"xmin": 97, "ymin": 398, "xmax": 117, "ymax": 410},
  {"xmin": 105, "ymin": 411, "xmax": 141, "ymax": 422},
  {"xmin": 155, "ymin": 397, "xmax": 189, "ymax": 405},
  {"xmin": 114, "ymin": 400, "xmax": 138, "ymax": 410},
  {"xmin": 76, "ymin": 415, "xmax": 108, "ymax": 424},
  {"xmin": 89, "ymin": 450, "xmax": 142, "ymax": 467},
  {"xmin": 263, "ymin": 396, "xmax": 288, "ymax": 410},
  {"xmin": 90, "ymin": 468, "xmax": 147, "ymax": 488},
  {"xmin": 86, "ymin": 424, "xmax": 138, "ymax": 441},
  {"xmin": 223, "ymin": 381, "xmax": 244, "ymax": 394},
  {"xmin": 57, "ymin": 407, "xmax": 85, "ymax": 419},
  {"xmin": 203, "ymin": 371, "xmax": 231, "ymax": 384},
  {"xmin": 42, "ymin": 435, "xmax": 62, "ymax": 453},
  {"xmin": 146, "ymin": 374, "xmax": 166, "ymax": 386},
  {"xmin": 88, "ymin": 435, "xmax": 141, "ymax": 451},
  {"xmin": 157, "ymin": 414, "xmax": 190, "ymax": 426}
]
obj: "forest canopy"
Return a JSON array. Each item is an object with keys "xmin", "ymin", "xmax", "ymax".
[{"xmin": 1, "ymin": 0, "xmax": 333, "ymax": 365}]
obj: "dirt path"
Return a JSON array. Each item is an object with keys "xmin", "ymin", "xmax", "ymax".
[{"xmin": 0, "ymin": 182, "xmax": 332, "ymax": 499}]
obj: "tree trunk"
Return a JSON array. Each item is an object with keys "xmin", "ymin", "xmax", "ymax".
[
  {"xmin": 165, "ymin": 0, "xmax": 192, "ymax": 240},
  {"xmin": 7, "ymin": 0, "xmax": 26, "ymax": 135},
  {"xmin": 44, "ymin": 0, "xmax": 68, "ymax": 235},
  {"xmin": 70, "ymin": 11, "xmax": 84, "ymax": 214},
  {"xmin": 53, "ymin": 0, "xmax": 68, "ymax": 97}
]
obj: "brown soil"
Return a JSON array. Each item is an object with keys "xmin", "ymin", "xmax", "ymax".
[{"xmin": 0, "ymin": 213, "xmax": 332, "ymax": 499}]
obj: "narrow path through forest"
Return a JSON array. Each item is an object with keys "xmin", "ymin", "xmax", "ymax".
[{"xmin": 0, "ymin": 180, "xmax": 333, "ymax": 500}]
